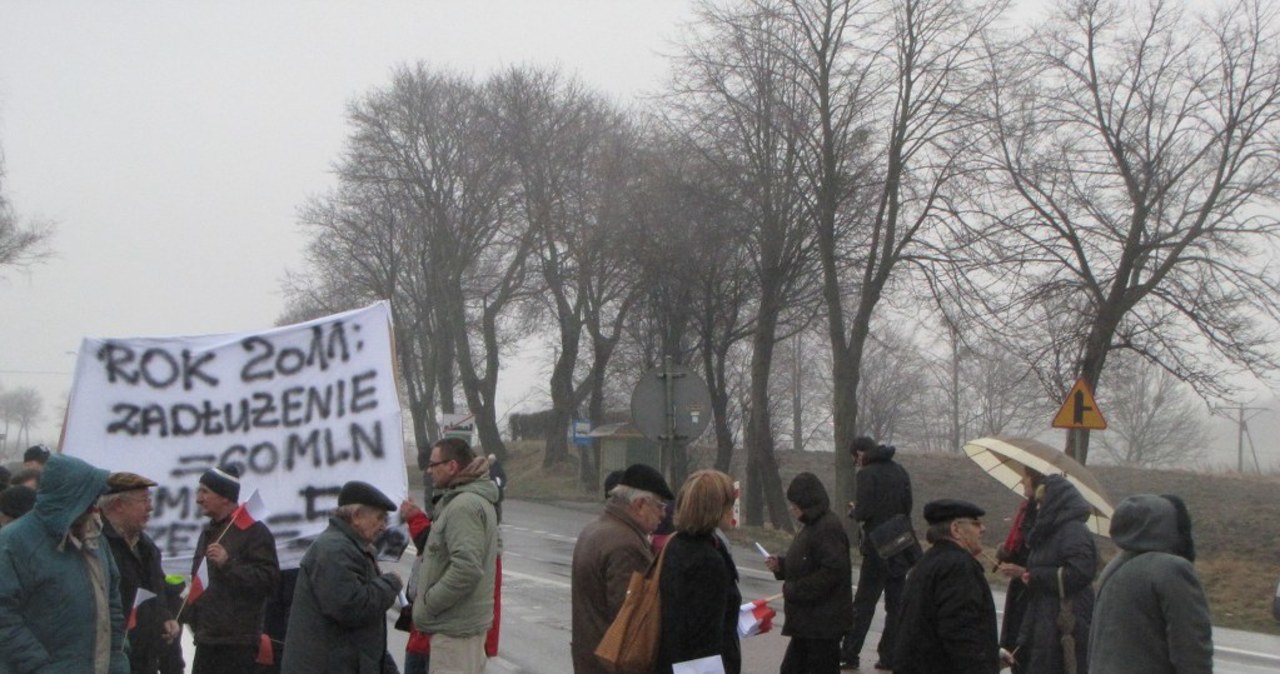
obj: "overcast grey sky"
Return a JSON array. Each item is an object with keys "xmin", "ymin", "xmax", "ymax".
[
  {"xmin": 2, "ymin": 1, "xmax": 1275, "ymax": 470},
  {"xmin": 0, "ymin": 1, "xmax": 695, "ymax": 447}
]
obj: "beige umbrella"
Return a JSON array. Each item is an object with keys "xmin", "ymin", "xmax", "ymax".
[{"xmin": 962, "ymin": 435, "xmax": 1114, "ymax": 537}]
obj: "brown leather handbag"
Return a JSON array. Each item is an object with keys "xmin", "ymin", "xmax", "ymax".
[{"xmin": 594, "ymin": 544, "xmax": 669, "ymax": 674}]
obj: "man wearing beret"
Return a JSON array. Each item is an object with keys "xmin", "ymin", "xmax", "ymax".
[
  {"xmin": 570, "ymin": 463, "xmax": 674, "ymax": 674},
  {"xmin": 281, "ymin": 481, "xmax": 403, "ymax": 673},
  {"xmin": 413, "ymin": 438, "xmax": 502, "ymax": 674},
  {"xmin": 891, "ymin": 499, "xmax": 1008, "ymax": 674},
  {"xmin": 187, "ymin": 465, "xmax": 280, "ymax": 674},
  {"xmin": 101, "ymin": 472, "xmax": 182, "ymax": 674}
]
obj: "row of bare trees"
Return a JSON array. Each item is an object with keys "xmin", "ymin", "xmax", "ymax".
[{"xmin": 284, "ymin": 0, "xmax": 1280, "ymax": 530}]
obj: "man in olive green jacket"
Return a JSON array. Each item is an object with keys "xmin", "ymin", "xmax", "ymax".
[{"xmin": 413, "ymin": 439, "xmax": 500, "ymax": 674}]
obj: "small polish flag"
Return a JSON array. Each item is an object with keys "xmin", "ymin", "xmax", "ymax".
[
  {"xmin": 232, "ymin": 489, "xmax": 269, "ymax": 530},
  {"xmin": 128, "ymin": 588, "xmax": 157, "ymax": 630},
  {"xmin": 736, "ymin": 598, "xmax": 777, "ymax": 638},
  {"xmin": 188, "ymin": 559, "xmax": 210, "ymax": 604}
]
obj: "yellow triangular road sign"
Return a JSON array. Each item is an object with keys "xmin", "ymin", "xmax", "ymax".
[{"xmin": 1052, "ymin": 378, "xmax": 1107, "ymax": 430}]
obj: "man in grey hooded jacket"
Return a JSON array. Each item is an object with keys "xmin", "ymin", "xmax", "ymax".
[{"xmin": 1088, "ymin": 494, "xmax": 1212, "ymax": 674}]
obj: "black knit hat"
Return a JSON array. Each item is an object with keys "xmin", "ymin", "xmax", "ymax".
[
  {"xmin": 338, "ymin": 481, "xmax": 397, "ymax": 511},
  {"xmin": 199, "ymin": 465, "xmax": 241, "ymax": 501}
]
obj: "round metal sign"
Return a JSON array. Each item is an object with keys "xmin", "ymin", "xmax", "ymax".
[{"xmin": 630, "ymin": 361, "xmax": 712, "ymax": 443}]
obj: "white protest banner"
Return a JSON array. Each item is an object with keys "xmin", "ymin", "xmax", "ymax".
[{"xmin": 61, "ymin": 301, "xmax": 406, "ymax": 571}]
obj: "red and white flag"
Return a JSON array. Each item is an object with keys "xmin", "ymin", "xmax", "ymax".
[
  {"xmin": 188, "ymin": 559, "xmax": 210, "ymax": 604},
  {"xmin": 231, "ymin": 489, "xmax": 269, "ymax": 530},
  {"xmin": 127, "ymin": 588, "xmax": 157, "ymax": 630},
  {"xmin": 736, "ymin": 598, "xmax": 777, "ymax": 638}
]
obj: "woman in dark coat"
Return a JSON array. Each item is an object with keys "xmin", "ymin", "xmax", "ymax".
[
  {"xmin": 766, "ymin": 472, "xmax": 855, "ymax": 674},
  {"xmin": 656, "ymin": 470, "xmax": 742, "ymax": 674},
  {"xmin": 1009, "ymin": 475, "xmax": 1097, "ymax": 674}
]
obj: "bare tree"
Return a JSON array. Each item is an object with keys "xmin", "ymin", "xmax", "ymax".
[
  {"xmin": 0, "ymin": 387, "xmax": 42, "ymax": 449},
  {"xmin": 1095, "ymin": 353, "xmax": 1211, "ymax": 467},
  {"xmin": 668, "ymin": 0, "xmax": 826, "ymax": 531},
  {"xmin": 978, "ymin": 0, "xmax": 1280, "ymax": 463},
  {"xmin": 0, "ymin": 151, "xmax": 53, "ymax": 277},
  {"xmin": 487, "ymin": 67, "xmax": 643, "ymax": 470},
  {"xmin": 765, "ymin": 0, "xmax": 1008, "ymax": 513}
]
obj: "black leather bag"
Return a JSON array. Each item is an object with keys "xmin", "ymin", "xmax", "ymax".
[{"xmin": 869, "ymin": 514, "xmax": 923, "ymax": 577}]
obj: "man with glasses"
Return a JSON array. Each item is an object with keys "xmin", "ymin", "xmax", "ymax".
[
  {"xmin": 891, "ymin": 499, "xmax": 1009, "ymax": 674},
  {"xmin": 570, "ymin": 463, "xmax": 674, "ymax": 674},
  {"xmin": 413, "ymin": 438, "xmax": 501, "ymax": 674},
  {"xmin": 101, "ymin": 472, "xmax": 182, "ymax": 674}
]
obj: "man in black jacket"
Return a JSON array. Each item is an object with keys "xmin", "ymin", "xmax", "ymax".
[
  {"xmin": 842, "ymin": 437, "xmax": 913, "ymax": 670},
  {"xmin": 187, "ymin": 465, "xmax": 280, "ymax": 674},
  {"xmin": 891, "ymin": 499, "xmax": 1004, "ymax": 674},
  {"xmin": 101, "ymin": 472, "xmax": 183, "ymax": 674},
  {"xmin": 766, "ymin": 472, "xmax": 854, "ymax": 674}
]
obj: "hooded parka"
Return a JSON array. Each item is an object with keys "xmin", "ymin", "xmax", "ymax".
[
  {"xmin": 1016, "ymin": 475, "xmax": 1097, "ymax": 674},
  {"xmin": 1088, "ymin": 494, "xmax": 1212, "ymax": 674},
  {"xmin": 413, "ymin": 469, "xmax": 501, "ymax": 638},
  {"xmin": 0, "ymin": 454, "xmax": 129, "ymax": 674},
  {"xmin": 772, "ymin": 473, "xmax": 855, "ymax": 638}
]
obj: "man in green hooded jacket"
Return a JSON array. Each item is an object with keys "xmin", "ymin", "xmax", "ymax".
[{"xmin": 0, "ymin": 453, "xmax": 129, "ymax": 674}]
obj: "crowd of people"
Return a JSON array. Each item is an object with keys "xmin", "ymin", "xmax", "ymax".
[
  {"xmin": 571, "ymin": 436, "xmax": 1214, "ymax": 674},
  {"xmin": 0, "ymin": 433, "xmax": 1217, "ymax": 674},
  {"xmin": 0, "ymin": 438, "xmax": 503, "ymax": 674}
]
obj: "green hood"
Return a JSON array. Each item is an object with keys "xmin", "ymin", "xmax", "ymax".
[{"xmin": 31, "ymin": 454, "xmax": 109, "ymax": 538}]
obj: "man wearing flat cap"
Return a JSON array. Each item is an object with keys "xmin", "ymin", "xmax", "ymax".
[
  {"xmin": 280, "ymin": 481, "xmax": 402, "ymax": 673},
  {"xmin": 570, "ymin": 463, "xmax": 674, "ymax": 674},
  {"xmin": 101, "ymin": 472, "xmax": 182, "ymax": 674},
  {"xmin": 187, "ymin": 464, "xmax": 280, "ymax": 674},
  {"xmin": 891, "ymin": 499, "xmax": 1008, "ymax": 674}
]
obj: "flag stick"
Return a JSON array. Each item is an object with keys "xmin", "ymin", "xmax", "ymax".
[{"xmin": 174, "ymin": 506, "xmax": 244, "ymax": 622}]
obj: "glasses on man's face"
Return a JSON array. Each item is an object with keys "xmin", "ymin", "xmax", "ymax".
[{"xmin": 426, "ymin": 459, "xmax": 451, "ymax": 469}]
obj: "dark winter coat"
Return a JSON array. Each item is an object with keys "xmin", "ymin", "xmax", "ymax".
[
  {"xmin": 570, "ymin": 502, "xmax": 653, "ymax": 674},
  {"xmin": 656, "ymin": 531, "xmax": 741, "ymax": 674},
  {"xmin": 852, "ymin": 445, "xmax": 913, "ymax": 555},
  {"xmin": 103, "ymin": 519, "xmax": 180, "ymax": 674},
  {"xmin": 1016, "ymin": 475, "xmax": 1097, "ymax": 674},
  {"xmin": 1088, "ymin": 494, "xmax": 1212, "ymax": 674},
  {"xmin": 773, "ymin": 472, "xmax": 854, "ymax": 639},
  {"xmin": 187, "ymin": 514, "xmax": 280, "ymax": 647},
  {"xmin": 0, "ymin": 454, "xmax": 129, "ymax": 674},
  {"xmin": 280, "ymin": 517, "xmax": 402, "ymax": 674},
  {"xmin": 891, "ymin": 539, "xmax": 1000, "ymax": 674}
]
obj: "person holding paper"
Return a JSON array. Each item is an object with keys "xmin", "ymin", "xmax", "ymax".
[
  {"xmin": 281, "ymin": 481, "xmax": 402, "ymax": 673},
  {"xmin": 656, "ymin": 469, "xmax": 742, "ymax": 674},
  {"xmin": 765, "ymin": 472, "xmax": 854, "ymax": 674}
]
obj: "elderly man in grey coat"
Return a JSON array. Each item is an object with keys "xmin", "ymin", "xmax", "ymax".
[
  {"xmin": 281, "ymin": 481, "xmax": 402, "ymax": 674},
  {"xmin": 1088, "ymin": 494, "xmax": 1212, "ymax": 674}
]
